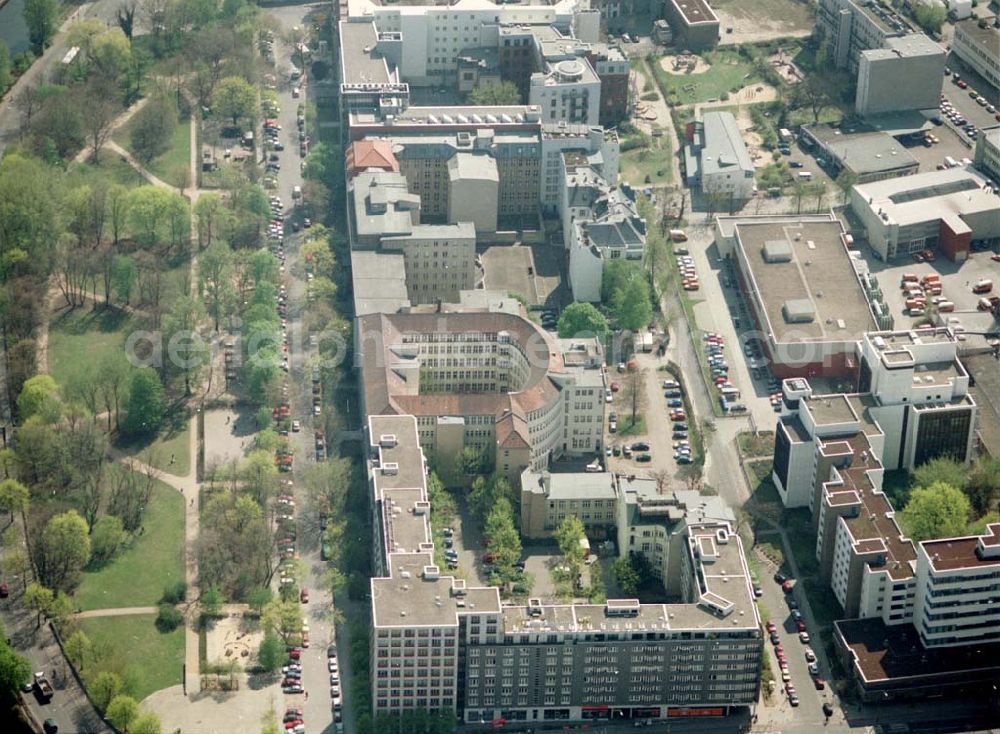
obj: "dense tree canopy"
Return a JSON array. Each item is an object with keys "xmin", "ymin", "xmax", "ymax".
[
  {"xmin": 557, "ymin": 302, "xmax": 609, "ymax": 339},
  {"xmin": 900, "ymin": 481, "xmax": 971, "ymax": 542}
]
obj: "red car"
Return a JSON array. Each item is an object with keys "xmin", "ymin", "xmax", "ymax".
[
  {"xmin": 796, "ymin": 619, "xmax": 807, "ymax": 633},
  {"xmin": 765, "ymin": 621, "xmax": 776, "ymax": 634},
  {"xmin": 300, "ymin": 588, "xmax": 309, "ymax": 604},
  {"xmin": 814, "ymin": 677, "xmax": 826, "ymax": 690},
  {"xmin": 288, "ymin": 647, "xmax": 301, "ymax": 660},
  {"xmin": 782, "ymin": 579, "xmax": 794, "ymax": 593}
]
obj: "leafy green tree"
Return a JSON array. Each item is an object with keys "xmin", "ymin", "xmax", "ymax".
[
  {"xmin": 17, "ymin": 374, "xmax": 61, "ymax": 423},
  {"xmin": 23, "ymin": 582, "xmax": 54, "ymax": 627},
  {"xmin": 123, "ymin": 369, "xmax": 164, "ymax": 437},
  {"xmin": 555, "ymin": 516, "xmax": 588, "ymax": 591},
  {"xmin": 163, "ymin": 295, "xmax": 208, "ymax": 394},
  {"xmin": 155, "ymin": 603, "xmax": 184, "ymax": 632},
  {"xmin": 611, "ymin": 556, "xmax": 640, "ymax": 595},
  {"xmin": 201, "ymin": 585, "xmax": 225, "ymax": 617},
  {"xmin": 601, "ymin": 259, "xmax": 643, "ymax": 303},
  {"xmin": 213, "ymin": 76, "xmax": 256, "ymax": 126},
  {"xmin": 469, "ymin": 475, "xmax": 513, "ymax": 525},
  {"xmin": 23, "ymin": 0, "xmax": 58, "ymax": 51},
  {"xmin": 968, "ymin": 511, "xmax": 1000, "ymax": 537},
  {"xmin": 914, "ymin": 3, "xmax": 946, "ymax": 34},
  {"xmin": 64, "ymin": 630, "xmax": 93, "ymax": 671},
  {"xmin": 106, "ymin": 694, "xmax": 140, "ymax": 732},
  {"xmin": 611, "ymin": 276, "xmax": 652, "ymax": 331},
  {"xmin": 914, "ymin": 458, "xmax": 967, "ymax": 495},
  {"xmin": 91, "ymin": 515, "xmax": 127, "ymax": 562},
  {"xmin": 484, "ymin": 498, "xmax": 521, "ymax": 579},
  {"xmin": 0, "ymin": 639, "xmax": 31, "ymax": 697},
  {"xmin": 469, "ymin": 81, "xmax": 521, "ymax": 106},
  {"xmin": 260, "ymin": 597, "xmax": 304, "ymax": 645},
  {"xmin": 248, "ymin": 586, "xmax": 272, "ymax": 615},
  {"xmin": 130, "ymin": 94, "xmax": 177, "ymax": 165},
  {"xmin": 131, "ymin": 712, "xmax": 163, "ymax": 734},
  {"xmin": 90, "ymin": 671, "xmax": 122, "ymax": 712},
  {"xmin": 966, "ymin": 458, "xmax": 1000, "ymax": 516},
  {"xmin": 194, "ymin": 193, "xmax": 229, "ymax": 249},
  {"xmin": 258, "ymin": 632, "xmax": 284, "ymax": 671},
  {"xmin": 900, "ymin": 481, "xmax": 971, "ymax": 542},
  {"xmin": 557, "ymin": 302, "xmax": 609, "ymax": 339},
  {"xmin": 36, "ymin": 510, "xmax": 91, "ymax": 592}
]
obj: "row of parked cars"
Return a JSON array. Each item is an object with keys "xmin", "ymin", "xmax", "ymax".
[
  {"xmin": 678, "ymin": 252, "xmax": 700, "ymax": 291},
  {"xmin": 661, "ymin": 379, "xmax": 693, "ymax": 465}
]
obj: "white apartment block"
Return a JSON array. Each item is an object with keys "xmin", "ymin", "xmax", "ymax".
[
  {"xmin": 914, "ymin": 524, "xmax": 1000, "ymax": 648},
  {"xmin": 366, "ymin": 416, "xmax": 762, "ymax": 723},
  {"xmin": 342, "ymin": 0, "xmax": 586, "ymax": 85},
  {"xmin": 540, "ymin": 122, "xmax": 619, "ymax": 212},
  {"xmin": 529, "ymin": 42, "xmax": 602, "ymax": 126}
]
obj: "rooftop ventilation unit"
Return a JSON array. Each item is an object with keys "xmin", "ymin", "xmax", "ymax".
[{"xmin": 382, "ymin": 462, "xmax": 399, "ymax": 475}]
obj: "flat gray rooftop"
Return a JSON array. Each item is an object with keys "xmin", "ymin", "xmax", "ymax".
[
  {"xmin": 351, "ymin": 252, "xmax": 409, "ymax": 316},
  {"xmin": 339, "ymin": 21, "xmax": 391, "ymax": 85},
  {"xmin": 735, "ymin": 220, "xmax": 878, "ymax": 344},
  {"xmin": 522, "ymin": 470, "xmax": 617, "ymax": 501},
  {"xmin": 805, "ymin": 394, "xmax": 858, "ymax": 426},
  {"xmin": 804, "ymin": 127, "xmax": 918, "ymax": 176}
]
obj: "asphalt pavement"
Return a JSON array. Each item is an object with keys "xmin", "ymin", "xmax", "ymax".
[{"xmin": 266, "ymin": 7, "xmax": 348, "ymax": 734}]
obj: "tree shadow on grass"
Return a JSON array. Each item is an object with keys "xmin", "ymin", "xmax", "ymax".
[{"xmin": 51, "ymin": 306, "xmax": 132, "ymax": 336}]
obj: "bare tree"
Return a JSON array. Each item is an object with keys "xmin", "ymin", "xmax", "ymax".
[
  {"xmin": 80, "ymin": 84, "xmax": 122, "ymax": 163},
  {"xmin": 621, "ymin": 368, "xmax": 645, "ymax": 427},
  {"xmin": 14, "ymin": 84, "xmax": 42, "ymax": 131}
]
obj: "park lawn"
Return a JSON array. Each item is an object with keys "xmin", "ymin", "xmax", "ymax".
[
  {"xmin": 145, "ymin": 114, "xmax": 192, "ymax": 189},
  {"xmin": 656, "ymin": 49, "xmax": 756, "ymax": 105},
  {"xmin": 70, "ymin": 151, "xmax": 148, "ymax": 188},
  {"xmin": 620, "ymin": 136, "xmax": 674, "ymax": 186},
  {"xmin": 46, "ymin": 308, "xmax": 135, "ymax": 390},
  {"xmin": 117, "ymin": 407, "xmax": 192, "ymax": 476},
  {"xmin": 115, "ymin": 109, "xmax": 191, "ymax": 189},
  {"xmin": 75, "ymin": 478, "xmax": 184, "ymax": 611},
  {"xmin": 81, "ymin": 614, "xmax": 185, "ymax": 703}
]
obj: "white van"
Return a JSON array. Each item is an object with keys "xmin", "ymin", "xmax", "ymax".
[
  {"xmin": 797, "ymin": 171, "xmax": 813, "ymax": 180},
  {"xmin": 292, "ymin": 185, "xmax": 302, "ymax": 199}
]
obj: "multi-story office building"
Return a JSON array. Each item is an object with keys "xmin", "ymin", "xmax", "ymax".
[
  {"xmin": 373, "ymin": 129, "xmax": 541, "ymax": 231},
  {"xmin": 774, "ymin": 328, "xmax": 978, "ymax": 507},
  {"xmin": 767, "ymin": 335, "xmax": 1000, "ymax": 700},
  {"xmin": 662, "ymin": 0, "xmax": 720, "ymax": 51},
  {"xmin": 714, "ymin": 215, "xmax": 881, "ymax": 380},
  {"xmin": 914, "ymin": 523, "xmax": 1000, "ymax": 649},
  {"xmin": 974, "ymin": 126, "xmax": 1000, "ymax": 184},
  {"xmin": 854, "ymin": 34, "xmax": 945, "ymax": 117},
  {"xmin": 356, "ymin": 304, "xmax": 606, "ymax": 479},
  {"xmin": 337, "ymin": 20, "xmax": 409, "ymax": 127},
  {"xmin": 347, "ymin": 168, "xmax": 477, "ymax": 305},
  {"xmin": 953, "ymin": 19, "xmax": 1000, "ymax": 92},
  {"xmin": 367, "ymin": 416, "xmax": 762, "ymax": 724},
  {"xmin": 815, "ymin": 0, "xmax": 912, "ymax": 72},
  {"xmin": 683, "ymin": 112, "xmax": 755, "ymax": 202},
  {"xmin": 850, "ymin": 167, "xmax": 1000, "ymax": 262},
  {"xmin": 540, "ymin": 123, "xmax": 619, "ymax": 212}
]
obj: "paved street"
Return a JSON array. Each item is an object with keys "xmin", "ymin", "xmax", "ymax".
[{"xmin": 266, "ymin": 7, "xmax": 347, "ymax": 734}]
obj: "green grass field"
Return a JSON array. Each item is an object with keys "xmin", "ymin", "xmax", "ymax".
[
  {"xmin": 621, "ymin": 137, "xmax": 674, "ymax": 186},
  {"xmin": 146, "ymin": 115, "xmax": 192, "ymax": 189},
  {"xmin": 47, "ymin": 308, "xmax": 135, "ymax": 390},
  {"xmin": 75, "ymin": 478, "xmax": 185, "ymax": 611},
  {"xmin": 115, "ymin": 110, "xmax": 191, "ymax": 189},
  {"xmin": 117, "ymin": 408, "xmax": 192, "ymax": 476},
  {"xmin": 654, "ymin": 50, "xmax": 756, "ymax": 105},
  {"xmin": 81, "ymin": 614, "xmax": 185, "ymax": 703}
]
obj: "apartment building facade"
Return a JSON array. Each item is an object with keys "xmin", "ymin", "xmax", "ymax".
[
  {"xmin": 381, "ymin": 223, "xmax": 477, "ymax": 304},
  {"xmin": 367, "ymin": 416, "xmax": 762, "ymax": 724},
  {"xmin": 974, "ymin": 126, "xmax": 1000, "ymax": 184},
  {"xmin": 540, "ymin": 123, "xmax": 619, "ymax": 212},
  {"xmin": 854, "ymin": 34, "xmax": 945, "ymax": 117}
]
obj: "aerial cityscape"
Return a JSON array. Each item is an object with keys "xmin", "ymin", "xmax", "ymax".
[{"xmin": 0, "ymin": 0, "xmax": 998, "ymax": 733}]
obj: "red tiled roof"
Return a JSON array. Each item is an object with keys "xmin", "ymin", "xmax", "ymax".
[{"xmin": 346, "ymin": 140, "xmax": 399, "ymax": 179}]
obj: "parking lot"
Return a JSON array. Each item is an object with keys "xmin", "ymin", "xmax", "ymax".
[
  {"xmin": 865, "ymin": 249, "xmax": 1000, "ymax": 329},
  {"xmin": 939, "ymin": 70, "xmax": 998, "ymax": 150}
]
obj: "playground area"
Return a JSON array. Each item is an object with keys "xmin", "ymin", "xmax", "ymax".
[{"xmin": 660, "ymin": 54, "xmax": 712, "ymax": 76}]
